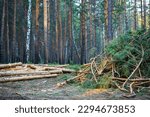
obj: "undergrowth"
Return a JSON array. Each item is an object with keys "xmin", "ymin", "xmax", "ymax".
[
  {"xmin": 81, "ymin": 29, "xmax": 150, "ymax": 89},
  {"xmin": 106, "ymin": 29, "xmax": 150, "ymax": 78}
]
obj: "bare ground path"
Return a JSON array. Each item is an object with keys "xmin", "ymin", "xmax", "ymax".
[{"xmin": 0, "ymin": 76, "xmax": 150, "ymax": 100}]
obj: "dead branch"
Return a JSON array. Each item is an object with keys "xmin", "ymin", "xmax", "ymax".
[
  {"xmin": 90, "ymin": 58, "xmax": 98, "ymax": 82},
  {"xmin": 112, "ymin": 77, "xmax": 150, "ymax": 82}
]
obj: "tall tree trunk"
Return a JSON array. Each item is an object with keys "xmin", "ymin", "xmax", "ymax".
[
  {"xmin": 80, "ymin": 0, "xmax": 86, "ymax": 64},
  {"xmin": 57, "ymin": 0, "xmax": 63, "ymax": 64},
  {"xmin": 43, "ymin": 0, "xmax": 48, "ymax": 64},
  {"xmin": 89, "ymin": 0, "xmax": 93, "ymax": 48},
  {"xmin": 68, "ymin": 0, "xmax": 73, "ymax": 63},
  {"xmin": 26, "ymin": 0, "xmax": 32, "ymax": 62},
  {"xmin": 143, "ymin": 0, "xmax": 146, "ymax": 29},
  {"xmin": 6, "ymin": 0, "xmax": 9, "ymax": 63},
  {"xmin": 118, "ymin": 0, "xmax": 122, "ymax": 35},
  {"xmin": 104, "ymin": 0, "xmax": 108, "ymax": 45},
  {"xmin": 47, "ymin": 0, "xmax": 50, "ymax": 62},
  {"xmin": 12, "ymin": 0, "xmax": 16, "ymax": 62},
  {"xmin": 93, "ymin": 0, "xmax": 96, "ymax": 48},
  {"xmin": 63, "ymin": 0, "xmax": 67, "ymax": 64},
  {"xmin": 108, "ymin": 0, "xmax": 113, "ymax": 41},
  {"xmin": 104, "ymin": 0, "xmax": 113, "ymax": 43},
  {"xmin": 35, "ymin": 0, "xmax": 40, "ymax": 63},
  {"xmin": 124, "ymin": 0, "xmax": 128, "ymax": 31},
  {"xmin": 141, "ymin": 0, "xmax": 144, "ymax": 28},
  {"xmin": 55, "ymin": 0, "xmax": 59, "ymax": 62},
  {"xmin": 0, "ymin": 0, "xmax": 5, "ymax": 63},
  {"xmin": 134, "ymin": 0, "xmax": 137, "ymax": 30}
]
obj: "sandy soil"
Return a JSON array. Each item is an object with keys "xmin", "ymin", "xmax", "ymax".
[{"xmin": 0, "ymin": 77, "xmax": 150, "ymax": 100}]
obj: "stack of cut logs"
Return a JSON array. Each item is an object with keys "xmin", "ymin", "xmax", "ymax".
[{"xmin": 0, "ymin": 62, "xmax": 75, "ymax": 83}]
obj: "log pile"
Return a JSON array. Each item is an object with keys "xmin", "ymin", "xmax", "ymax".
[{"xmin": 0, "ymin": 62, "xmax": 75, "ymax": 83}]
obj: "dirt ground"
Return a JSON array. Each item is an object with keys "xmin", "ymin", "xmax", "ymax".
[{"xmin": 0, "ymin": 76, "xmax": 150, "ymax": 100}]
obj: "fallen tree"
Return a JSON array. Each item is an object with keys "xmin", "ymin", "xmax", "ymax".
[
  {"xmin": 0, "ymin": 74, "xmax": 58, "ymax": 83},
  {"xmin": 0, "ymin": 62, "xmax": 22, "ymax": 69},
  {"xmin": 0, "ymin": 70, "xmax": 63, "ymax": 77}
]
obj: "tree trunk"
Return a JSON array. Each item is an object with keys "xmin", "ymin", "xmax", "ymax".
[
  {"xmin": 26, "ymin": 0, "xmax": 32, "ymax": 62},
  {"xmin": 43, "ymin": 0, "xmax": 48, "ymax": 64},
  {"xmin": 0, "ymin": 74, "xmax": 58, "ymax": 83},
  {"xmin": 6, "ymin": 0, "xmax": 9, "ymax": 63},
  {"xmin": 55, "ymin": 0, "xmax": 59, "ymax": 63},
  {"xmin": 80, "ymin": 0, "xmax": 86, "ymax": 64},
  {"xmin": 93, "ymin": 0, "xmax": 96, "ymax": 48},
  {"xmin": 12, "ymin": 0, "xmax": 16, "ymax": 62},
  {"xmin": 64, "ymin": 0, "xmax": 67, "ymax": 64},
  {"xmin": 141, "ymin": 0, "xmax": 144, "ymax": 28},
  {"xmin": 104, "ymin": 0, "xmax": 108, "ymax": 45},
  {"xmin": 58, "ymin": 0, "xmax": 63, "ymax": 64},
  {"xmin": 124, "ymin": 0, "xmax": 128, "ymax": 31},
  {"xmin": 108, "ymin": 0, "xmax": 113, "ymax": 41},
  {"xmin": 0, "ymin": 0, "xmax": 5, "ymax": 63},
  {"xmin": 143, "ymin": 0, "xmax": 146, "ymax": 29},
  {"xmin": 47, "ymin": 0, "xmax": 50, "ymax": 62},
  {"xmin": 35, "ymin": 0, "xmax": 40, "ymax": 63},
  {"xmin": 134, "ymin": 0, "xmax": 137, "ymax": 30},
  {"xmin": 89, "ymin": 0, "xmax": 93, "ymax": 48},
  {"xmin": 68, "ymin": 0, "xmax": 73, "ymax": 63}
]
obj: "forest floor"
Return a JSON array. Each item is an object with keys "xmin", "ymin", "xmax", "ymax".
[{"xmin": 0, "ymin": 75, "xmax": 150, "ymax": 100}]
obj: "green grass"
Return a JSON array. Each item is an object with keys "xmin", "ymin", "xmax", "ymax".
[{"xmin": 66, "ymin": 64, "xmax": 82, "ymax": 71}]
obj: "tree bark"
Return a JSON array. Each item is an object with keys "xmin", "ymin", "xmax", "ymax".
[
  {"xmin": 0, "ymin": 70, "xmax": 62, "ymax": 77},
  {"xmin": 108, "ymin": 0, "xmax": 113, "ymax": 41},
  {"xmin": 0, "ymin": 0, "xmax": 5, "ymax": 63},
  {"xmin": 143, "ymin": 0, "xmax": 146, "ymax": 29},
  {"xmin": 80, "ymin": 0, "xmax": 86, "ymax": 64},
  {"xmin": 26, "ymin": 0, "xmax": 32, "ymax": 62},
  {"xmin": 0, "ymin": 62, "xmax": 22, "ymax": 69},
  {"xmin": 134, "ymin": 0, "xmax": 137, "ymax": 30},
  {"xmin": 12, "ymin": 0, "xmax": 16, "ymax": 62},
  {"xmin": 0, "ymin": 74, "xmax": 58, "ymax": 83},
  {"xmin": 35, "ymin": 0, "xmax": 40, "ymax": 63},
  {"xmin": 43, "ymin": 0, "xmax": 49, "ymax": 64},
  {"xmin": 68, "ymin": 0, "xmax": 73, "ymax": 63}
]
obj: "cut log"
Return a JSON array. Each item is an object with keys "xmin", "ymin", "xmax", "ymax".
[
  {"xmin": 27, "ymin": 64, "xmax": 37, "ymax": 69},
  {"xmin": 0, "ymin": 70, "xmax": 63, "ymax": 77},
  {"xmin": 0, "ymin": 74, "xmax": 58, "ymax": 83},
  {"xmin": 0, "ymin": 62, "xmax": 22, "ymax": 69},
  {"xmin": 44, "ymin": 67, "xmax": 60, "ymax": 71}
]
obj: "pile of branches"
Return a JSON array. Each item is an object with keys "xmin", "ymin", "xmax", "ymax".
[
  {"xmin": 58, "ymin": 29, "xmax": 150, "ymax": 97},
  {"xmin": 0, "ymin": 62, "xmax": 75, "ymax": 83}
]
